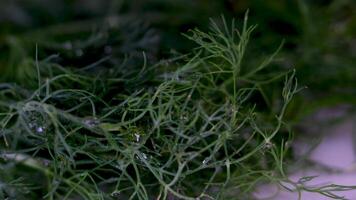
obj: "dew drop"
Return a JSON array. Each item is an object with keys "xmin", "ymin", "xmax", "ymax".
[
  {"xmin": 264, "ymin": 141, "xmax": 273, "ymax": 149},
  {"xmin": 42, "ymin": 159, "xmax": 50, "ymax": 167},
  {"xmin": 114, "ymin": 160, "xmax": 126, "ymax": 170},
  {"xmin": 111, "ymin": 190, "xmax": 120, "ymax": 197},
  {"xmin": 104, "ymin": 46, "xmax": 112, "ymax": 54},
  {"xmin": 207, "ymin": 117, "xmax": 213, "ymax": 122},
  {"xmin": 75, "ymin": 49, "xmax": 83, "ymax": 57},
  {"xmin": 135, "ymin": 153, "xmax": 149, "ymax": 163},
  {"xmin": 83, "ymin": 117, "xmax": 100, "ymax": 128},
  {"xmin": 36, "ymin": 126, "xmax": 45, "ymax": 133},
  {"xmin": 134, "ymin": 133, "xmax": 141, "ymax": 143},
  {"xmin": 153, "ymin": 120, "xmax": 160, "ymax": 127},
  {"xmin": 28, "ymin": 122, "xmax": 35, "ymax": 129},
  {"xmin": 202, "ymin": 158, "xmax": 210, "ymax": 165},
  {"xmin": 142, "ymin": 153, "xmax": 148, "ymax": 160},
  {"xmin": 63, "ymin": 41, "xmax": 72, "ymax": 50},
  {"xmin": 53, "ymin": 180, "xmax": 60, "ymax": 186},
  {"xmin": 179, "ymin": 115, "xmax": 188, "ymax": 121}
]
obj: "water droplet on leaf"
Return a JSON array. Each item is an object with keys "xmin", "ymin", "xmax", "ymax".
[
  {"xmin": 134, "ymin": 133, "xmax": 141, "ymax": 142},
  {"xmin": 63, "ymin": 41, "xmax": 72, "ymax": 50},
  {"xmin": 36, "ymin": 126, "xmax": 45, "ymax": 133},
  {"xmin": 202, "ymin": 158, "xmax": 210, "ymax": 165},
  {"xmin": 111, "ymin": 190, "xmax": 120, "ymax": 197},
  {"xmin": 42, "ymin": 159, "xmax": 50, "ymax": 166},
  {"xmin": 75, "ymin": 49, "xmax": 83, "ymax": 57},
  {"xmin": 264, "ymin": 141, "xmax": 273, "ymax": 149},
  {"xmin": 83, "ymin": 117, "xmax": 100, "ymax": 128},
  {"xmin": 104, "ymin": 46, "xmax": 112, "ymax": 54}
]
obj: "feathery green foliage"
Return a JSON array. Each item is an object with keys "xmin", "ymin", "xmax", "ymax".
[{"xmin": 0, "ymin": 12, "xmax": 353, "ymax": 200}]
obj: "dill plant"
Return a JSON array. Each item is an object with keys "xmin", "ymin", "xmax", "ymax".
[{"xmin": 1, "ymin": 13, "xmax": 349, "ymax": 200}]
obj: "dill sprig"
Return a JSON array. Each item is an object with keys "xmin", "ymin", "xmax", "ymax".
[{"xmin": 0, "ymin": 13, "xmax": 350, "ymax": 200}]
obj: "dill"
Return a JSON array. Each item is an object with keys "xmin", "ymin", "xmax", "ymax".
[{"xmin": 0, "ymin": 13, "xmax": 352, "ymax": 200}]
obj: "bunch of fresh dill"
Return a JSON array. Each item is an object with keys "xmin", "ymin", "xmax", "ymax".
[{"xmin": 3, "ymin": 12, "xmax": 346, "ymax": 200}]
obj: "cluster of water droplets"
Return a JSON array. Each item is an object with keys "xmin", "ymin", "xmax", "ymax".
[
  {"xmin": 179, "ymin": 114, "xmax": 189, "ymax": 123},
  {"xmin": 62, "ymin": 41, "xmax": 84, "ymax": 57},
  {"xmin": 135, "ymin": 152, "xmax": 149, "ymax": 164},
  {"xmin": 264, "ymin": 140, "xmax": 274, "ymax": 150},
  {"xmin": 22, "ymin": 103, "xmax": 49, "ymax": 136},
  {"xmin": 62, "ymin": 41, "xmax": 112, "ymax": 58}
]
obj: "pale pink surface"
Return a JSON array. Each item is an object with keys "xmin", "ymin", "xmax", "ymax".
[
  {"xmin": 308, "ymin": 118, "xmax": 354, "ymax": 169},
  {"xmin": 256, "ymin": 108, "xmax": 356, "ymax": 200}
]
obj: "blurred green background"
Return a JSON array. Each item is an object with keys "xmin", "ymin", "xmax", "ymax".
[{"xmin": 0, "ymin": 0, "xmax": 355, "ymax": 118}]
